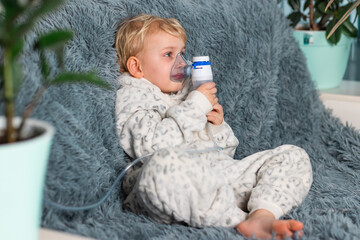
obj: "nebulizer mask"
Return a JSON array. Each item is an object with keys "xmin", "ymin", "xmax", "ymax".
[
  {"xmin": 170, "ymin": 53, "xmax": 192, "ymax": 83},
  {"xmin": 170, "ymin": 53, "xmax": 213, "ymax": 89}
]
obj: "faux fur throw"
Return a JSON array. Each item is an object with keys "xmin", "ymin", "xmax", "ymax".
[{"xmin": 8, "ymin": 0, "xmax": 360, "ymax": 239}]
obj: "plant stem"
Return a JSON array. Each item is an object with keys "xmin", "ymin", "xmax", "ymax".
[
  {"xmin": 17, "ymin": 85, "xmax": 47, "ymax": 139},
  {"xmin": 3, "ymin": 48, "xmax": 16, "ymax": 143},
  {"xmin": 309, "ymin": 0, "xmax": 318, "ymax": 30}
]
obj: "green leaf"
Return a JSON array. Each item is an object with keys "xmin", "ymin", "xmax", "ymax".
[
  {"xmin": 324, "ymin": 8, "xmax": 333, "ymax": 16},
  {"xmin": 316, "ymin": 2, "xmax": 328, "ymax": 14},
  {"xmin": 325, "ymin": 0, "xmax": 335, "ymax": 12},
  {"xmin": 1, "ymin": 0, "xmax": 20, "ymax": 7},
  {"xmin": 287, "ymin": 11, "xmax": 302, "ymax": 27},
  {"xmin": 10, "ymin": 39, "xmax": 23, "ymax": 59},
  {"xmin": 301, "ymin": 12, "xmax": 308, "ymax": 21},
  {"xmin": 54, "ymin": 48, "xmax": 65, "ymax": 69},
  {"xmin": 326, "ymin": 0, "xmax": 360, "ymax": 39},
  {"xmin": 313, "ymin": 10, "xmax": 323, "ymax": 21},
  {"xmin": 338, "ymin": 2, "xmax": 355, "ymax": 17},
  {"xmin": 0, "ymin": 25, "xmax": 4, "ymax": 44},
  {"xmin": 2, "ymin": 0, "xmax": 24, "ymax": 25},
  {"xmin": 35, "ymin": 30, "xmax": 74, "ymax": 69},
  {"xmin": 39, "ymin": 51, "xmax": 50, "ymax": 80},
  {"xmin": 0, "ymin": 66, "xmax": 4, "ymax": 93},
  {"xmin": 287, "ymin": 0, "xmax": 300, "ymax": 10},
  {"xmin": 326, "ymin": 20, "xmax": 342, "ymax": 45},
  {"xmin": 303, "ymin": 0, "xmax": 310, "ymax": 11},
  {"xmin": 35, "ymin": 30, "xmax": 73, "ymax": 50},
  {"xmin": 8, "ymin": 0, "xmax": 65, "ymax": 43},
  {"xmin": 318, "ymin": 13, "xmax": 331, "ymax": 27},
  {"xmin": 342, "ymin": 19, "xmax": 357, "ymax": 38},
  {"xmin": 50, "ymin": 72, "xmax": 112, "ymax": 90},
  {"xmin": 11, "ymin": 62, "xmax": 23, "ymax": 95},
  {"xmin": 28, "ymin": 0, "xmax": 65, "ymax": 23}
]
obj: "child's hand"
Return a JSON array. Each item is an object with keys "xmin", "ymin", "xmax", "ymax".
[
  {"xmin": 206, "ymin": 103, "xmax": 224, "ymax": 125},
  {"xmin": 196, "ymin": 82, "xmax": 218, "ymax": 106}
]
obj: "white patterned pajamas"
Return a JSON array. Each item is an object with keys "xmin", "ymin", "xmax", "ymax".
[{"xmin": 116, "ymin": 73, "xmax": 313, "ymax": 228}]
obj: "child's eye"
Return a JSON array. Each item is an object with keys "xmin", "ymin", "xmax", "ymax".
[{"xmin": 165, "ymin": 52, "xmax": 172, "ymax": 57}]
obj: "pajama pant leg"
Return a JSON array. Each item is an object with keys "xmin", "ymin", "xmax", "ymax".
[
  {"xmin": 212, "ymin": 144, "xmax": 313, "ymax": 219},
  {"xmin": 124, "ymin": 145, "xmax": 312, "ymax": 228},
  {"xmin": 126, "ymin": 148, "xmax": 247, "ymax": 227}
]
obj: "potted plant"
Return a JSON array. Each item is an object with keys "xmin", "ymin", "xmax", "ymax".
[
  {"xmin": 283, "ymin": 0, "xmax": 358, "ymax": 89},
  {"xmin": 0, "ymin": 0, "xmax": 110, "ymax": 240}
]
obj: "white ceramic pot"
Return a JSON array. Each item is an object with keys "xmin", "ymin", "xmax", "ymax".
[{"xmin": 0, "ymin": 117, "xmax": 55, "ymax": 240}]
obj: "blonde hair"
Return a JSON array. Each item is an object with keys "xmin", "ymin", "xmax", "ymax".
[{"xmin": 115, "ymin": 14, "xmax": 187, "ymax": 73}]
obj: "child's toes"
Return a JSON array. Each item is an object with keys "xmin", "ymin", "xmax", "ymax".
[
  {"xmin": 288, "ymin": 220, "xmax": 303, "ymax": 232},
  {"xmin": 273, "ymin": 220, "xmax": 302, "ymax": 238}
]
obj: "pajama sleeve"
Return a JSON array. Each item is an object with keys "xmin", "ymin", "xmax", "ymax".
[
  {"xmin": 117, "ymin": 90, "xmax": 213, "ymax": 158},
  {"xmin": 206, "ymin": 122, "xmax": 239, "ymax": 158}
]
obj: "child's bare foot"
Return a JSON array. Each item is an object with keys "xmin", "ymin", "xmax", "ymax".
[{"xmin": 236, "ymin": 209, "xmax": 303, "ymax": 239}]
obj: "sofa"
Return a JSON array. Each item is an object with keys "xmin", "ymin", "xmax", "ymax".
[{"xmin": 16, "ymin": 0, "xmax": 360, "ymax": 239}]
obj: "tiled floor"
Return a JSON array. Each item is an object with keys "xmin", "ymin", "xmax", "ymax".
[{"xmin": 344, "ymin": 39, "xmax": 360, "ymax": 82}]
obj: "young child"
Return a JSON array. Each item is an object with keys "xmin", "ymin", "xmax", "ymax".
[{"xmin": 115, "ymin": 14, "xmax": 313, "ymax": 239}]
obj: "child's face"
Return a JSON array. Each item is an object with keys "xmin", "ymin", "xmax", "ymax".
[{"xmin": 138, "ymin": 30, "xmax": 186, "ymax": 93}]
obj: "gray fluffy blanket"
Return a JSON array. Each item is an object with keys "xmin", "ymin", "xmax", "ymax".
[{"xmin": 11, "ymin": 0, "xmax": 360, "ymax": 239}]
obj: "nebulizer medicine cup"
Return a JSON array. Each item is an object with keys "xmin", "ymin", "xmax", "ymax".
[{"xmin": 191, "ymin": 56, "xmax": 213, "ymax": 89}]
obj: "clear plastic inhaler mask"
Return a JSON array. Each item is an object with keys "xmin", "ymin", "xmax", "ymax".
[
  {"xmin": 170, "ymin": 53, "xmax": 213, "ymax": 90},
  {"xmin": 170, "ymin": 53, "xmax": 192, "ymax": 83}
]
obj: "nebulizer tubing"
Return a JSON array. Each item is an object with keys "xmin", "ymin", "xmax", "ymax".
[
  {"xmin": 45, "ymin": 54, "xmax": 219, "ymax": 211},
  {"xmin": 44, "ymin": 154, "xmax": 148, "ymax": 211}
]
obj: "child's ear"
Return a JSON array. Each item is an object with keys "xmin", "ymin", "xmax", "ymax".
[{"xmin": 127, "ymin": 56, "xmax": 143, "ymax": 78}]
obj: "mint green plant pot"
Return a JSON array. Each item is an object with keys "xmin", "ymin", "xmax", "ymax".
[
  {"xmin": 293, "ymin": 30, "xmax": 352, "ymax": 89},
  {"xmin": 0, "ymin": 117, "xmax": 54, "ymax": 240}
]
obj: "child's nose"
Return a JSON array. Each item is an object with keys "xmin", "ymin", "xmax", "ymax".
[{"xmin": 178, "ymin": 61, "xmax": 186, "ymax": 67}]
